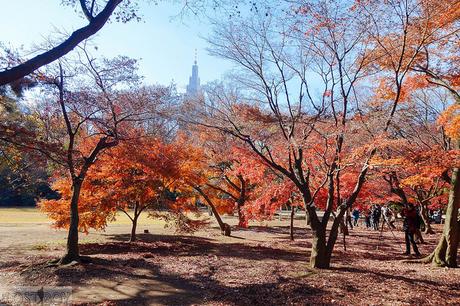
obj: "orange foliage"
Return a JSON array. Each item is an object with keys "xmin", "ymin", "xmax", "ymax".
[
  {"xmin": 438, "ymin": 104, "xmax": 460, "ymax": 139},
  {"xmin": 39, "ymin": 136, "xmax": 198, "ymax": 232}
]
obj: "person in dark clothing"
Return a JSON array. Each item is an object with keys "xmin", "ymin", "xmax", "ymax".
[
  {"xmin": 433, "ymin": 209, "xmax": 442, "ymax": 224},
  {"xmin": 352, "ymin": 208, "xmax": 360, "ymax": 226},
  {"xmin": 365, "ymin": 209, "xmax": 372, "ymax": 229},
  {"xmin": 372, "ymin": 205, "xmax": 381, "ymax": 230},
  {"xmin": 402, "ymin": 204, "xmax": 421, "ymax": 256}
]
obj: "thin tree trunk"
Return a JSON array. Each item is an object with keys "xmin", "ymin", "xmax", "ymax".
[
  {"xmin": 130, "ymin": 202, "xmax": 139, "ymax": 242},
  {"xmin": 420, "ymin": 203, "xmax": 435, "ymax": 234},
  {"xmin": 195, "ymin": 187, "xmax": 231, "ymax": 236},
  {"xmin": 237, "ymin": 175, "xmax": 247, "ymax": 228},
  {"xmin": 290, "ymin": 207, "xmax": 295, "ymax": 241},
  {"xmin": 305, "ymin": 208, "xmax": 310, "ymax": 229},
  {"xmin": 340, "ymin": 219, "xmax": 349, "ymax": 236},
  {"xmin": 60, "ymin": 179, "xmax": 82, "ymax": 264},
  {"xmin": 130, "ymin": 216, "xmax": 138, "ymax": 242}
]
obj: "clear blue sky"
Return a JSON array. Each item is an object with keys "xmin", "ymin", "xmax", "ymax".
[{"xmin": 0, "ymin": 0, "xmax": 233, "ymax": 92}]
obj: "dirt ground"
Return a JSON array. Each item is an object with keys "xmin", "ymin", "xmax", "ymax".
[{"xmin": 0, "ymin": 210, "xmax": 459, "ymax": 306}]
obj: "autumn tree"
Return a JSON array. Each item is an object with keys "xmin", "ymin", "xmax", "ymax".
[
  {"xmin": 157, "ymin": 128, "xmax": 234, "ymax": 236},
  {"xmin": 198, "ymin": 2, "xmax": 386, "ymax": 268},
  {"xmin": 418, "ymin": 27, "xmax": 460, "ymax": 269},
  {"xmin": 194, "ymin": 126, "xmax": 254, "ymax": 228},
  {"xmin": 409, "ymin": 7, "xmax": 460, "ymax": 265},
  {"xmin": 371, "ymin": 91, "xmax": 453, "ymax": 234},
  {"xmin": 351, "ymin": 0, "xmax": 460, "ymax": 266},
  {"xmin": 1, "ymin": 45, "xmax": 171, "ymax": 263},
  {"xmin": 40, "ymin": 136, "xmax": 194, "ymax": 242}
]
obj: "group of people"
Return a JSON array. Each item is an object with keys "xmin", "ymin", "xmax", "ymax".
[
  {"xmin": 352, "ymin": 204, "xmax": 395, "ymax": 230},
  {"xmin": 351, "ymin": 203, "xmax": 425, "ymax": 256}
]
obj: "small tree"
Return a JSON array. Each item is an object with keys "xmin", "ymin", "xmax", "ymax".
[
  {"xmin": 3, "ymin": 46, "xmax": 168, "ymax": 264},
  {"xmin": 41, "ymin": 136, "xmax": 190, "ymax": 242}
]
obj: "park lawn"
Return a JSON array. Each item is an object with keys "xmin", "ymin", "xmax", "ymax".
[
  {"xmin": 0, "ymin": 209, "xmax": 458, "ymax": 305},
  {"xmin": 0, "ymin": 207, "xmax": 50, "ymax": 224},
  {"xmin": 0, "ymin": 218, "xmax": 459, "ymax": 306},
  {"xmin": 0, "ymin": 207, "xmax": 166, "ymax": 226}
]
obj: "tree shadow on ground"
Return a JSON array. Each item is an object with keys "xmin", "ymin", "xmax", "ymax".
[
  {"xmin": 47, "ymin": 256, "xmax": 324, "ymax": 306},
  {"xmin": 80, "ymin": 233, "xmax": 307, "ymax": 262},
  {"xmin": 339, "ymin": 229, "xmax": 437, "ymax": 262},
  {"xmin": 330, "ymin": 265, "xmax": 460, "ymax": 297},
  {"xmin": 237, "ymin": 225, "xmax": 307, "ymax": 236}
]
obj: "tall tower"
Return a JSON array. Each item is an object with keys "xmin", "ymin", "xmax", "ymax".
[{"xmin": 186, "ymin": 50, "xmax": 200, "ymax": 97}]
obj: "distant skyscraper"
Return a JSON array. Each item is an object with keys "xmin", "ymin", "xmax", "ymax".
[{"xmin": 186, "ymin": 51, "xmax": 200, "ymax": 97}]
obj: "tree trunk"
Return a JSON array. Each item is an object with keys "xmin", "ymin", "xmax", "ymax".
[
  {"xmin": 339, "ymin": 219, "xmax": 349, "ymax": 236},
  {"xmin": 305, "ymin": 209, "xmax": 311, "ymax": 229},
  {"xmin": 310, "ymin": 228, "xmax": 330, "ymax": 268},
  {"xmin": 130, "ymin": 216, "xmax": 138, "ymax": 242},
  {"xmin": 236, "ymin": 176, "xmax": 247, "ymax": 228},
  {"xmin": 290, "ymin": 207, "xmax": 295, "ymax": 241},
  {"xmin": 129, "ymin": 202, "xmax": 140, "ymax": 242},
  {"xmin": 60, "ymin": 179, "xmax": 82, "ymax": 264},
  {"xmin": 304, "ymin": 199, "xmax": 333, "ymax": 268},
  {"xmin": 237, "ymin": 201, "xmax": 246, "ymax": 228},
  {"xmin": 425, "ymin": 157, "xmax": 460, "ymax": 267},
  {"xmin": 420, "ymin": 203, "xmax": 435, "ymax": 234},
  {"xmin": 346, "ymin": 208, "xmax": 353, "ymax": 230},
  {"xmin": 326, "ymin": 214, "xmax": 343, "ymax": 258},
  {"xmin": 196, "ymin": 187, "xmax": 231, "ymax": 236}
]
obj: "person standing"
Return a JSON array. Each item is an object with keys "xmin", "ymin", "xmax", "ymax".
[
  {"xmin": 372, "ymin": 205, "xmax": 381, "ymax": 230},
  {"xmin": 382, "ymin": 205, "xmax": 396, "ymax": 229},
  {"xmin": 365, "ymin": 208, "xmax": 372, "ymax": 229},
  {"xmin": 352, "ymin": 208, "xmax": 360, "ymax": 227},
  {"xmin": 401, "ymin": 204, "xmax": 421, "ymax": 256}
]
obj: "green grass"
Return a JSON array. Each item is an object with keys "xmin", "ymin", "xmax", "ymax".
[{"xmin": 0, "ymin": 207, "xmax": 166, "ymax": 226}]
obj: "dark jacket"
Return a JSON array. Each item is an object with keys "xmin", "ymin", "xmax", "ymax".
[{"xmin": 402, "ymin": 208, "xmax": 418, "ymax": 233}]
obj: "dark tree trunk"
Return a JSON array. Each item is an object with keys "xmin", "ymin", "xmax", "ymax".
[
  {"xmin": 326, "ymin": 214, "xmax": 343, "ymax": 258},
  {"xmin": 130, "ymin": 217, "xmax": 138, "ymax": 242},
  {"xmin": 339, "ymin": 219, "xmax": 349, "ymax": 236},
  {"xmin": 310, "ymin": 228, "xmax": 330, "ymax": 268},
  {"xmin": 236, "ymin": 175, "xmax": 247, "ymax": 228},
  {"xmin": 129, "ymin": 202, "xmax": 140, "ymax": 242},
  {"xmin": 60, "ymin": 179, "xmax": 82, "ymax": 264},
  {"xmin": 305, "ymin": 204, "xmax": 335, "ymax": 269}
]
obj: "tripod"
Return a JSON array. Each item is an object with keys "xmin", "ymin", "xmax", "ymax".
[{"xmin": 376, "ymin": 217, "xmax": 403, "ymax": 252}]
